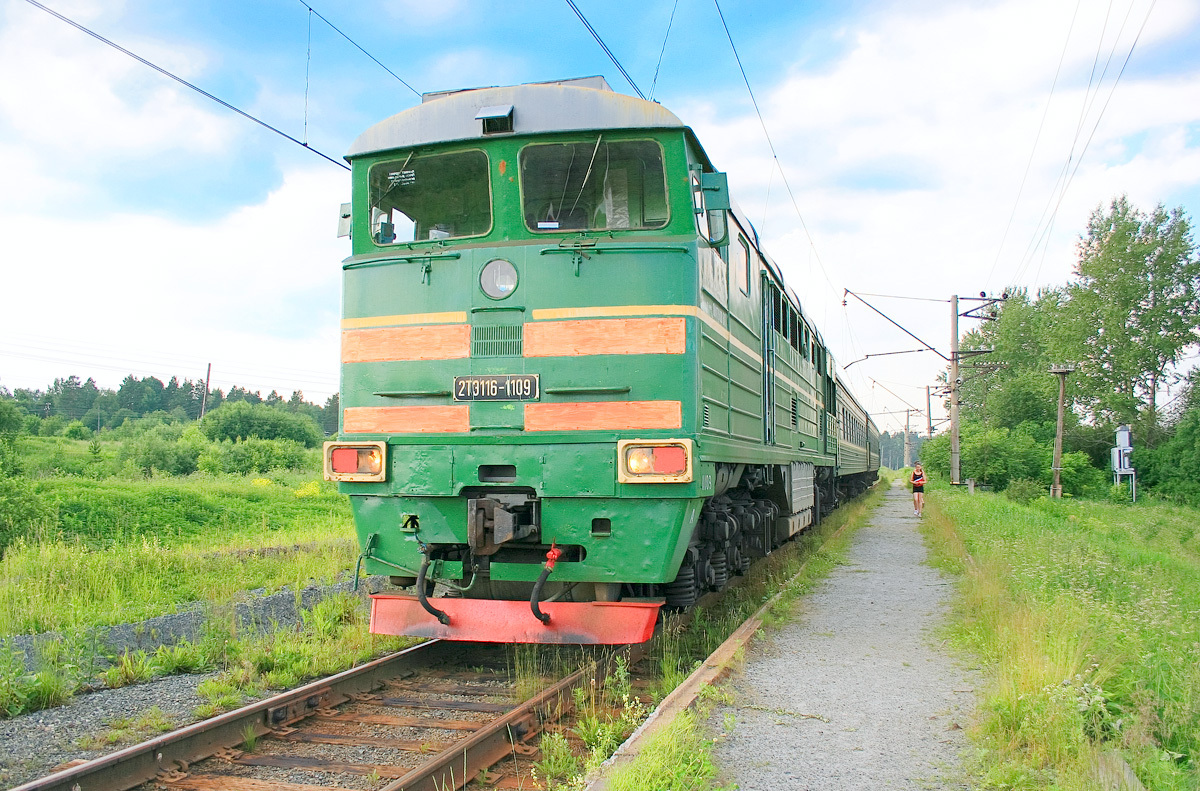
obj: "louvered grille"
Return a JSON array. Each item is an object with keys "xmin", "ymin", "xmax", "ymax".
[{"xmin": 472, "ymin": 324, "xmax": 523, "ymax": 357}]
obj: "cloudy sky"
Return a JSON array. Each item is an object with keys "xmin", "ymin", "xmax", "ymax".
[{"xmin": 1, "ymin": 0, "xmax": 1197, "ymax": 431}]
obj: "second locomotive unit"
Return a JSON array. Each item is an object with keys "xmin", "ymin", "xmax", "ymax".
[{"xmin": 324, "ymin": 76, "xmax": 879, "ymax": 644}]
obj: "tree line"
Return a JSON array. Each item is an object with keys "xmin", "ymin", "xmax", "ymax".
[
  {"xmin": 0, "ymin": 374, "xmax": 339, "ymax": 438},
  {"xmin": 920, "ymin": 196, "xmax": 1200, "ymax": 501}
]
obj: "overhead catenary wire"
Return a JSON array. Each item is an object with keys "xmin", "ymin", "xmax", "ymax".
[
  {"xmin": 294, "ymin": 0, "xmax": 421, "ymax": 98},
  {"xmin": 565, "ymin": 0, "xmax": 646, "ymax": 100},
  {"xmin": 712, "ymin": 0, "xmax": 838, "ymax": 298},
  {"xmin": 985, "ymin": 0, "xmax": 1083, "ymax": 291},
  {"xmin": 1010, "ymin": 0, "xmax": 1154, "ymax": 287},
  {"xmin": 22, "ymin": 0, "xmax": 351, "ymax": 171},
  {"xmin": 0, "ymin": 335, "xmax": 339, "ymax": 387},
  {"xmin": 648, "ymin": 0, "xmax": 680, "ymax": 101},
  {"xmin": 847, "ymin": 291, "xmax": 951, "ymax": 304},
  {"xmin": 1027, "ymin": 0, "xmax": 1154, "ymax": 286},
  {"xmin": 303, "ymin": 7, "xmax": 312, "ymax": 144},
  {"xmin": 1018, "ymin": 0, "xmax": 1132, "ymax": 283}
]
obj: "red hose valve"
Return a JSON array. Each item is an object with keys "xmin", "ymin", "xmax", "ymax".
[{"xmin": 544, "ymin": 542, "xmax": 562, "ymax": 570}]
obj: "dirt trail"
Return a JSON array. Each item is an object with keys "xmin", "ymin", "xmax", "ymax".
[{"xmin": 711, "ymin": 481, "xmax": 977, "ymax": 790}]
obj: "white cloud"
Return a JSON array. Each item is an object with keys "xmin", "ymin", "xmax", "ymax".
[
  {"xmin": 0, "ymin": 167, "xmax": 350, "ymax": 400},
  {"xmin": 673, "ymin": 0, "xmax": 1200, "ymax": 431},
  {"xmin": 0, "ymin": 1, "xmax": 239, "ymax": 187}
]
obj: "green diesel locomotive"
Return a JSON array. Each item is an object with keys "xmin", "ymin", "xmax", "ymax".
[{"xmin": 325, "ymin": 76, "xmax": 880, "ymax": 644}]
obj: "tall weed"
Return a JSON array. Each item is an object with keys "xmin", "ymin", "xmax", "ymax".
[{"xmin": 926, "ymin": 490, "xmax": 1200, "ymax": 789}]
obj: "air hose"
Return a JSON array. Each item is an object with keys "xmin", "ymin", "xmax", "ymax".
[
  {"xmin": 530, "ymin": 543, "xmax": 563, "ymax": 625},
  {"xmin": 416, "ymin": 542, "xmax": 450, "ymax": 625}
]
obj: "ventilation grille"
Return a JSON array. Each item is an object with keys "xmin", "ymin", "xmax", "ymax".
[
  {"xmin": 472, "ymin": 325, "xmax": 523, "ymax": 357},
  {"xmin": 791, "ymin": 398, "xmax": 799, "ymax": 428},
  {"xmin": 703, "ymin": 403, "xmax": 711, "ymax": 427}
]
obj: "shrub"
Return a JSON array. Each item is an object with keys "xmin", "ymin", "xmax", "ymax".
[
  {"xmin": 201, "ymin": 402, "xmax": 322, "ymax": 448},
  {"xmin": 0, "ymin": 477, "xmax": 53, "ymax": 550},
  {"xmin": 0, "ymin": 401, "xmax": 22, "ymax": 436},
  {"xmin": 198, "ymin": 438, "xmax": 313, "ymax": 475},
  {"xmin": 121, "ymin": 425, "xmax": 199, "ymax": 477},
  {"xmin": 1004, "ymin": 477, "xmax": 1045, "ymax": 504},
  {"xmin": 62, "ymin": 421, "xmax": 92, "ymax": 441},
  {"xmin": 38, "ymin": 416, "xmax": 66, "ymax": 437},
  {"xmin": 1107, "ymin": 482, "xmax": 1133, "ymax": 504}
]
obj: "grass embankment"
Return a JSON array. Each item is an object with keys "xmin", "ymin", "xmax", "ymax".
[
  {"xmin": 533, "ymin": 475, "xmax": 890, "ymax": 791},
  {"xmin": 1, "ymin": 475, "xmax": 355, "ymax": 636},
  {"xmin": 0, "ymin": 473, "xmax": 378, "ymax": 723},
  {"xmin": 924, "ymin": 488, "xmax": 1200, "ymax": 790}
]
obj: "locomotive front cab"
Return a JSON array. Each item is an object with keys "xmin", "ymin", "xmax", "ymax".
[{"xmin": 330, "ymin": 79, "xmax": 728, "ymax": 644}]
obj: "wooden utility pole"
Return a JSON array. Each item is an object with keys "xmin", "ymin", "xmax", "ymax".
[
  {"xmin": 199, "ymin": 363, "xmax": 212, "ymax": 420},
  {"xmin": 949, "ymin": 295, "xmax": 961, "ymax": 484},
  {"xmin": 1049, "ymin": 363, "xmax": 1075, "ymax": 498},
  {"xmin": 925, "ymin": 385, "xmax": 933, "ymax": 438},
  {"xmin": 903, "ymin": 409, "xmax": 913, "ymax": 467}
]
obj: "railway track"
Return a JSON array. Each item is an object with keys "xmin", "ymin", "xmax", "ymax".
[
  {"xmin": 15, "ymin": 639, "xmax": 633, "ymax": 791},
  {"xmin": 14, "ymin": 490, "xmax": 874, "ymax": 791}
]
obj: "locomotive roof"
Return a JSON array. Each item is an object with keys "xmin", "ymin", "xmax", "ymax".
[{"xmin": 346, "ymin": 76, "xmax": 687, "ymax": 158}]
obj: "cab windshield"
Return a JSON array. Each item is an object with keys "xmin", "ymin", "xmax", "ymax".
[
  {"xmin": 520, "ymin": 138, "xmax": 669, "ymax": 233},
  {"xmin": 368, "ymin": 149, "xmax": 491, "ymax": 244}
]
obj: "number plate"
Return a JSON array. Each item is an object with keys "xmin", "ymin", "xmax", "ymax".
[{"xmin": 453, "ymin": 374, "xmax": 540, "ymax": 401}]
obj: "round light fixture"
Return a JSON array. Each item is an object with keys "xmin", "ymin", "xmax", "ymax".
[{"xmin": 480, "ymin": 258, "xmax": 518, "ymax": 300}]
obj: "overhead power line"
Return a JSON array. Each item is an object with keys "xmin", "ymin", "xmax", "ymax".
[
  {"xmin": 1026, "ymin": 0, "xmax": 1156, "ymax": 285},
  {"xmin": 1011, "ymin": 0, "xmax": 1155, "ymax": 286},
  {"xmin": 22, "ymin": 0, "xmax": 350, "ymax": 171},
  {"xmin": 648, "ymin": 0, "xmax": 680, "ymax": 101},
  {"xmin": 564, "ymin": 0, "xmax": 646, "ymax": 100},
  {"xmin": 295, "ymin": 0, "xmax": 421, "ymax": 98},
  {"xmin": 712, "ymin": 0, "xmax": 837, "ymax": 297},
  {"xmin": 986, "ymin": 0, "xmax": 1083, "ymax": 291}
]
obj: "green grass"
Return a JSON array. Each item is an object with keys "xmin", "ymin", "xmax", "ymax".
[
  {"xmin": 924, "ymin": 489, "xmax": 1200, "ymax": 790},
  {"xmin": 0, "ymin": 475, "xmax": 356, "ymax": 637},
  {"xmin": 189, "ymin": 593, "xmax": 414, "ymax": 719},
  {"xmin": 76, "ymin": 706, "xmax": 175, "ymax": 750},
  {"xmin": 602, "ymin": 708, "xmax": 721, "ymax": 791},
  {"xmin": 24, "ymin": 474, "xmax": 348, "ymax": 547},
  {"xmin": 0, "ymin": 531, "xmax": 356, "ymax": 636}
]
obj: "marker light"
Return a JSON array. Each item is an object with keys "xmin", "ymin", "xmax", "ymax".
[
  {"xmin": 617, "ymin": 439, "xmax": 694, "ymax": 484},
  {"xmin": 324, "ymin": 441, "xmax": 387, "ymax": 482}
]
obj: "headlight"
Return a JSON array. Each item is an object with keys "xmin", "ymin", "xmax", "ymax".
[
  {"xmin": 617, "ymin": 439, "xmax": 693, "ymax": 483},
  {"xmin": 480, "ymin": 258, "xmax": 518, "ymax": 299},
  {"xmin": 324, "ymin": 441, "xmax": 387, "ymax": 482}
]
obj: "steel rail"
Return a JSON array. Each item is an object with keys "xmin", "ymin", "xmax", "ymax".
[
  {"xmin": 383, "ymin": 640, "xmax": 652, "ymax": 791},
  {"xmin": 11, "ymin": 639, "xmax": 462, "ymax": 791}
]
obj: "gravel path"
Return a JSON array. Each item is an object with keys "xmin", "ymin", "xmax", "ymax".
[{"xmin": 710, "ymin": 480, "xmax": 978, "ymax": 790}]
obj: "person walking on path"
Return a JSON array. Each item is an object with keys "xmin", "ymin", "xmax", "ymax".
[
  {"xmin": 710, "ymin": 479, "xmax": 976, "ymax": 790},
  {"xmin": 910, "ymin": 463, "xmax": 926, "ymax": 517}
]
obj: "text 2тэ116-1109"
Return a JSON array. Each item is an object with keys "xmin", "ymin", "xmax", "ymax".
[{"xmin": 453, "ymin": 374, "xmax": 540, "ymax": 401}]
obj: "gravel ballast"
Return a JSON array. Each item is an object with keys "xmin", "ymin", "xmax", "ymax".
[
  {"xmin": 0, "ymin": 576, "xmax": 389, "ymax": 788},
  {"xmin": 711, "ymin": 480, "xmax": 978, "ymax": 790}
]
